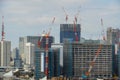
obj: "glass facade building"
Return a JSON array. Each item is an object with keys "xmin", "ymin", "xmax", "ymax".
[
  {"xmin": 34, "ymin": 50, "xmax": 45, "ymax": 80},
  {"xmin": 14, "ymin": 48, "xmax": 22, "ymax": 68}
]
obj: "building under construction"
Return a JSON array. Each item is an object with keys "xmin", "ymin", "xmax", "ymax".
[
  {"xmin": 63, "ymin": 40, "xmax": 114, "ymax": 79},
  {"xmin": 60, "ymin": 24, "xmax": 81, "ymax": 43}
]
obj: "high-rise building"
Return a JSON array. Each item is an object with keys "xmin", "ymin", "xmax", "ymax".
[
  {"xmin": 14, "ymin": 48, "xmax": 22, "ymax": 68},
  {"xmin": 118, "ymin": 48, "xmax": 120, "ymax": 78},
  {"xmin": 63, "ymin": 41, "xmax": 114, "ymax": 78},
  {"xmin": 48, "ymin": 49, "xmax": 54, "ymax": 78},
  {"xmin": 34, "ymin": 49, "xmax": 45, "ymax": 80},
  {"xmin": 25, "ymin": 43, "xmax": 35, "ymax": 67},
  {"xmin": 107, "ymin": 27, "xmax": 120, "ymax": 44},
  {"xmin": 19, "ymin": 36, "xmax": 54, "ymax": 62},
  {"xmin": 0, "ymin": 41, "xmax": 11, "ymax": 66},
  {"xmin": 52, "ymin": 48, "xmax": 61, "ymax": 77},
  {"xmin": 12, "ymin": 47, "xmax": 19, "ymax": 59},
  {"xmin": 51, "ymin": 43, "xmax": 63, "ymax": 75},
  {"xmin": 60, "ymin": 24, "xmax": 81, "ymax": 43},
  {"xmin": 19, "ymin": 37, "xmax": 24, "ymax": 56},
  {"xmin": 48, "ymin": 48, "xmax": 61, "ymax": 78},
  {"xmin": 107, "ymin": 27, "xmax": 120, "ymax": 77}
]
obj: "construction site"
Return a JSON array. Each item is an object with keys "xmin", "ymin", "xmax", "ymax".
[
  {"xmin": 35, "ymin": 7, "xmax": 120, "ymax": 80},
  {"xmin": 0, "ymin": 5, "xmax": 120, "ymax": 80}
]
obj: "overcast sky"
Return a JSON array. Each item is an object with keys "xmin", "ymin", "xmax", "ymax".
[{"xmin": 0, "ymin": 0, "xmax": 120, "ymax": 49}]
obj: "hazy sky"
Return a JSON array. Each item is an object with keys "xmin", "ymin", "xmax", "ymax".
[{"xmin": 0, "ymin": 0, "xmax": 120, "ymax": 49}]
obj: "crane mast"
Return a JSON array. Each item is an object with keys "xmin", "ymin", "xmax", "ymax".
[
  {"xmin": 45, "ymin": 17, "xmax": 55, "ymax": 76},
  {"xmin": 73, "ymin": 21, "xmax": 78, "ymax": 42},
  {"xmin": 73, "ymin": 8, "xmax": 80, "ymax": 42},
  {"xmin": 37, "ymin": 17, "xmax": 55, "ymax": 77}
]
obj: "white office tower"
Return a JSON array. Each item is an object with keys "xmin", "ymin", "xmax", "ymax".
[
  {"xmin": 0, "ymin": 41, "xmax": 11, "ymax": 66},
  {"xmin": 25, "ymin": 43, "xmax": 35, "ymax": 67}
]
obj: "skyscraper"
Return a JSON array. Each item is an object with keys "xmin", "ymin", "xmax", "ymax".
[
  {"xmin": 14, "ymin": 48, "xmax": 22, "ymax": 68},
  {"xmin": 107, "ymin": 27, "xmax": 120, "ymax": 77},
  {"xmin": 0, "ymin": 41, "xmax": 11, "ymax": 66},
  {"xmin": 60, "ymin": 24, "xmax": 81, "ymax": 43},
  {"xmin": 34, "ymin": 49, "xmax": 45, "ymax": 80},
  {"xmin": 51, "ymin": 43, "xmax": 63, "ymax": 75},
  {"xmin": 19, "ymin": 37, "xmax": 24, "ymax": 56},
  {"xmin": 25, "ymin": 43, "xmax": 35, "ymax": 67},
  {"xmin": 12, "ymin": 47, "xmax": 19, "ymax": 59}
]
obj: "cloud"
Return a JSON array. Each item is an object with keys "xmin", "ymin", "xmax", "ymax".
[
  {"xmin": 99, "ymin": 3, "xmax": 120, "ymax": 16},
  {"xmin": 0, "ymin": 0, "xmax": 120, "ymax": 49}
]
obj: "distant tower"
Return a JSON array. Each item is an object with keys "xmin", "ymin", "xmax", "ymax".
[
  {"xmin": 1, "ymin": 16, "xmax": 5, "ymax": 41},
  {"xmin": 0, "ymin": 16, "xmax": 11, "ymax": 66}
]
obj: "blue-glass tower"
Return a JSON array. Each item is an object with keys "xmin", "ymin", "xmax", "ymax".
[
  {"xmin": 48, "ymin": 48, "xmax": 61, "ymax": 78},
  {"xmin": 14, "ymin": 48, "xmax": 22, "ymax": 68},
  {"xmin": 60, "ymin": 24, "xmax": 81, "ymax": 43},
  {"xmin": 34, "ymin": 50, "xmax": 45, "ymax": 80}
]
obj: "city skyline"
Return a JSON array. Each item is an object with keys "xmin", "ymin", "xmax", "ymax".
[{"xmin": 0, "ymin": 0, "xmax": 120, "ymax": 49}]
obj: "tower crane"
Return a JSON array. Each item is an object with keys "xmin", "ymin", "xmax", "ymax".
[
  {"xmin": 38, "ymin": 30, "xmax": 45, "ymax": 48},
  {"xmin": 74, "ymin": 10, "xmax": 80, "ymax": 23},
  {"xmin": 1, "ymin": 16, "xmax": 5, "ymax": 41},
  {"xmin": 62, "ymin": 7, "xmax": 68, "ymax": 23},
  {"xmin": 82, "ymin": 18, "xmax": 106, "ymax": 78},
  {"xmin": 73, "ymin": 8, "xmax": 81, "ymax": 42},
  {"xmin": 37, "ymin": 17, "xmax": 55, "ymax": 76},
  {"xmin": 74, "ymin": 6, "xmax": 81, "ymax": 23},
  {"xmin": 38, "ymin": 17, "xmax": 55, "ymax": 48},
  {"xmin": 44, "ymin": 17, "xmax": 55, "ymax": 76}
]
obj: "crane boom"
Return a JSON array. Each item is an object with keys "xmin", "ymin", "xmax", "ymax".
[
  {"xmin": 86, "ymin": 44, "xmax": 102, "ymax": 76},
  {"xmin": 52, "ymin": 17, "xmax": 55, "ymax": 24},
  {"xmin": 84, "ymin": 18, "xmax": 105, "ymax": 77},
  {"xmin": 74, "ymin": 10, "xmax": 80, "ymax": 23},
  {"xmin": 38, "ymin": 31, "xmax": 45, "ymax": 48},
  {"xmin": 62, "ymin": 7, "xmax": 68, "ymax": 23}
]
